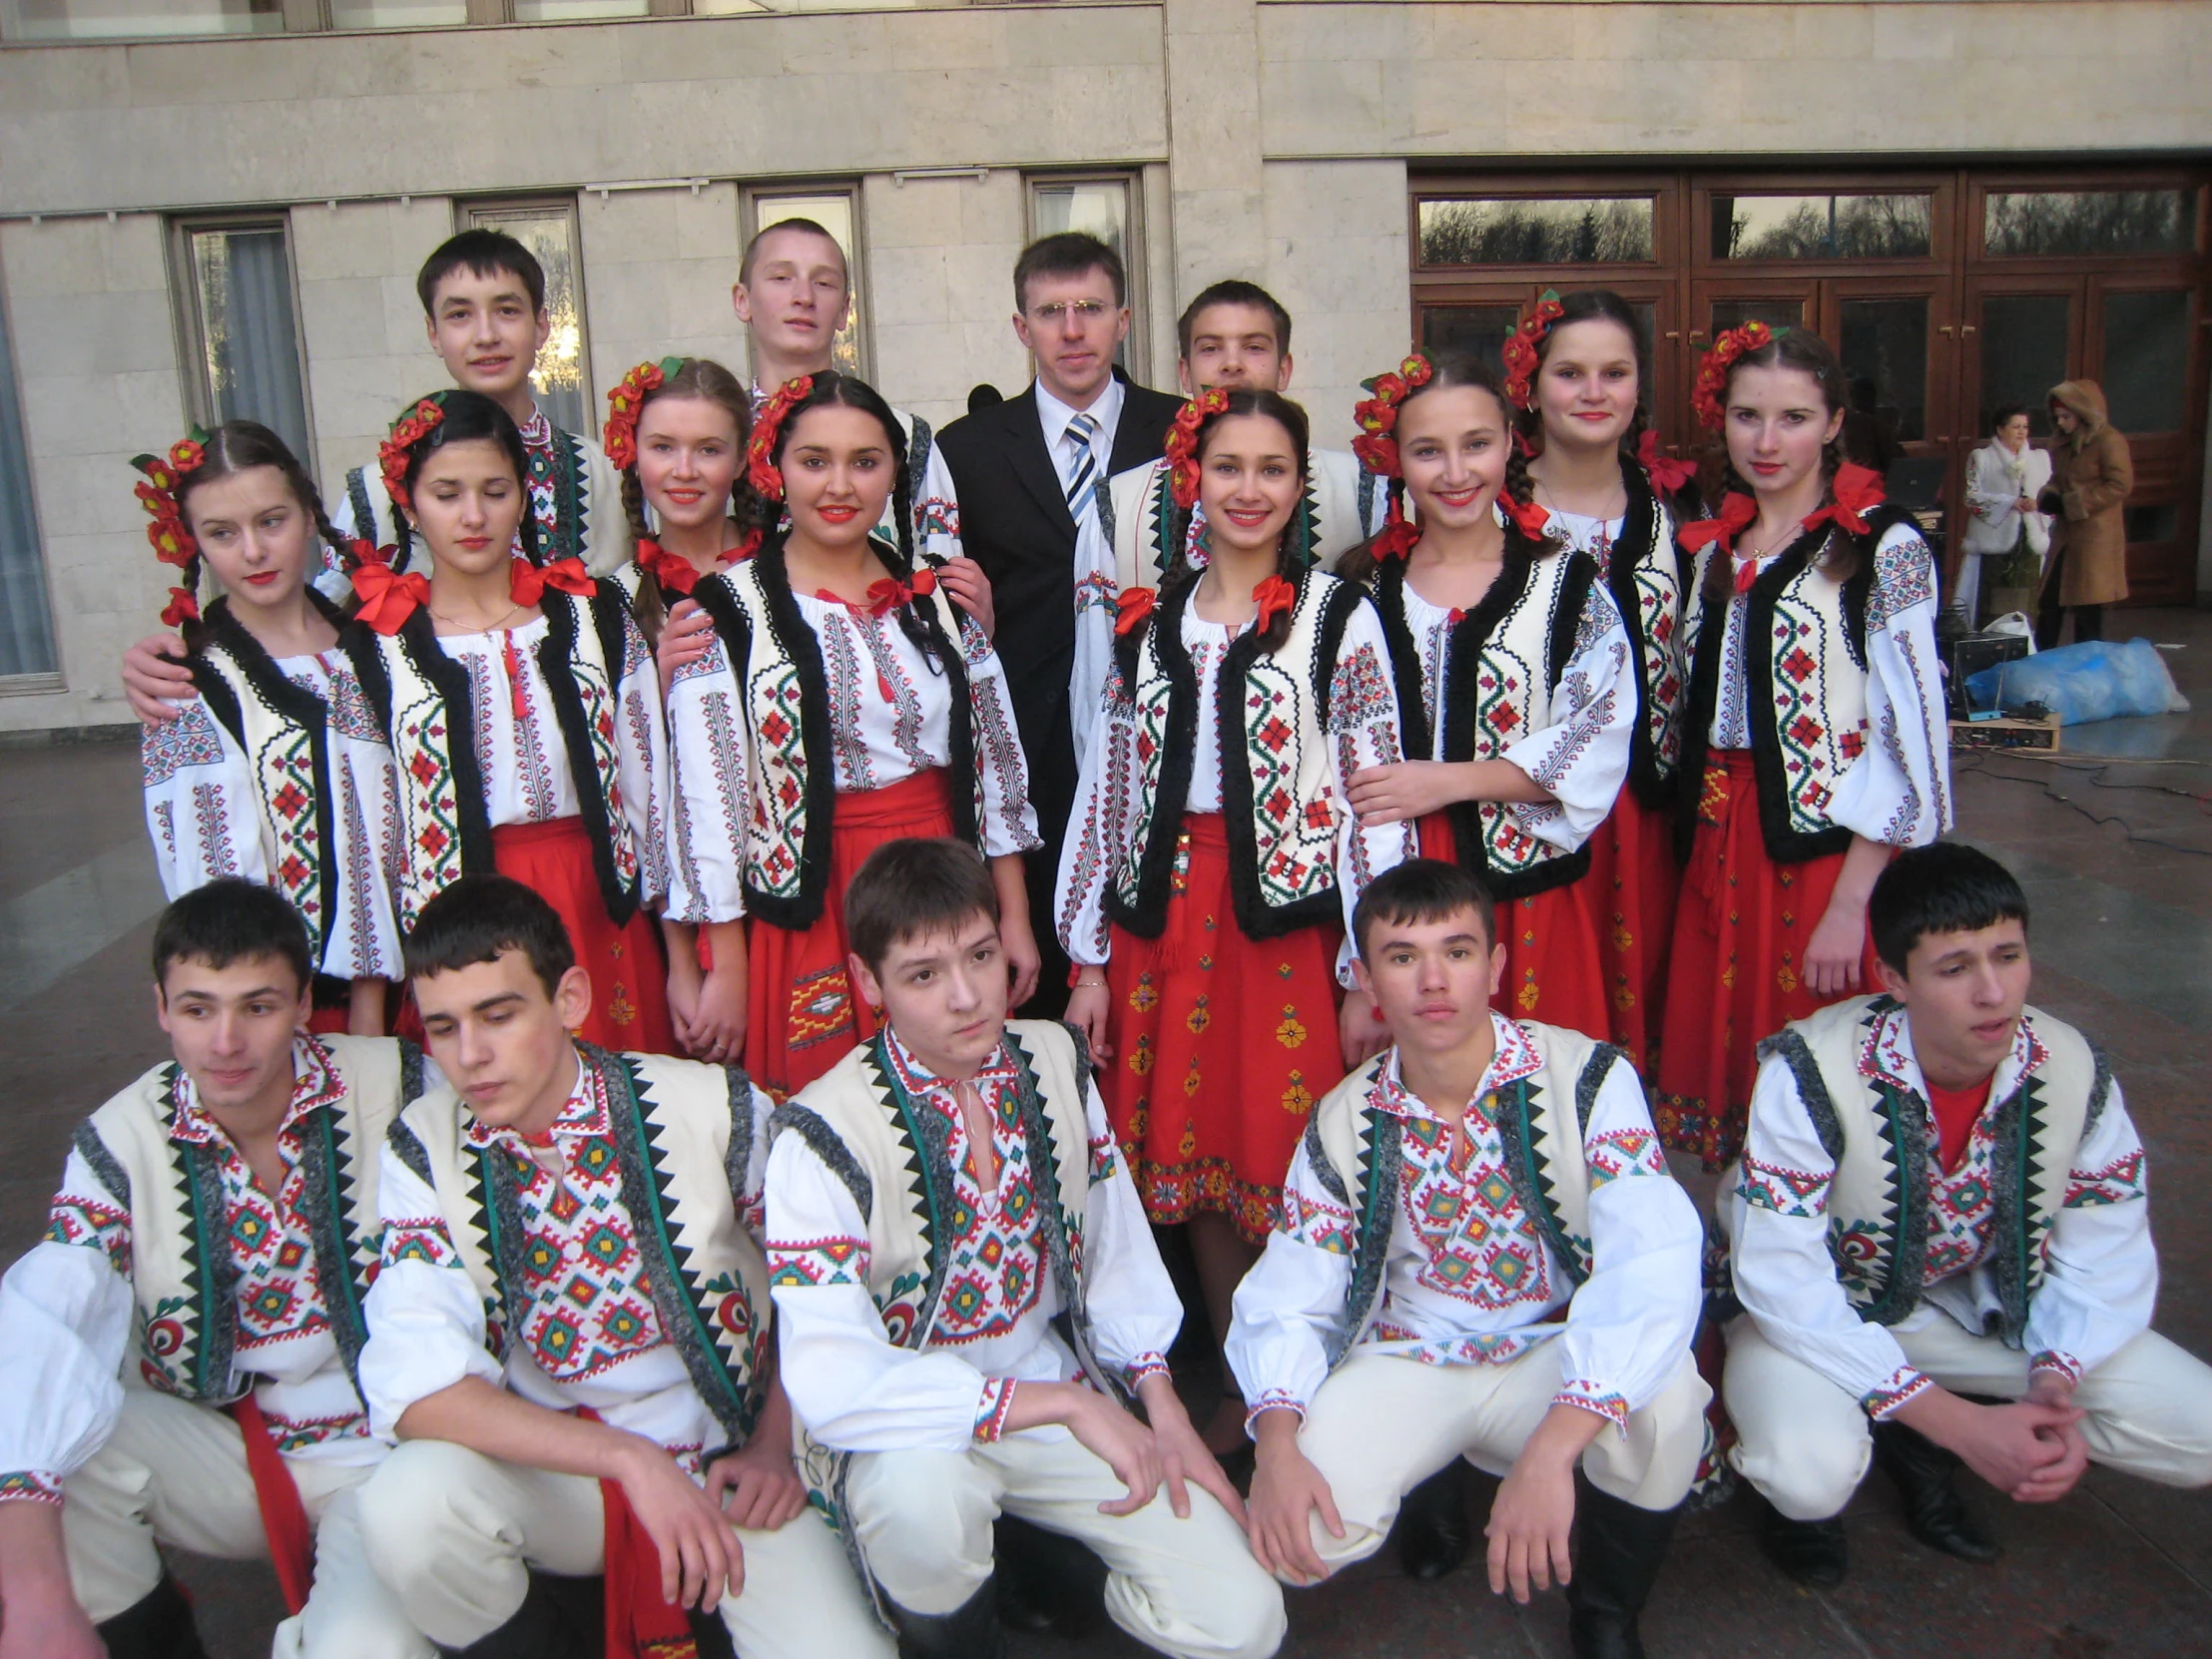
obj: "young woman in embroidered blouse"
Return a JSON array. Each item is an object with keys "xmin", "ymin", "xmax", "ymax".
[
  {"xmin": 348, "ymin": 389, "xmax": 675, "ymax": 1053},
  {"xmin": 132, "ymin": 420, "xmax": 404, "ymax": 1036},
  {"xmin": 1501, "ymin": 291, "xmax": 1694, "ymax": 1071},
  {"xmin": 661, "ymin": 372, "xmax": 1041, "ymax": 1098},
  {"xmin": 1058, "ymin": 386, "xmax": 1415, "ymax": 1451},
  {"xmin": 1655, "ymin": 324, "xmax": 1950, "ymax": 1170},
  {"xmin": 1338, "ymin": 352, "xmax": 1637, "ymax": 1049}
]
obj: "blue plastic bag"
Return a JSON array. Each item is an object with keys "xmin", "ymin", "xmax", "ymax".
[{"xmin": 1965, "ymin": 638, "xmax": 2190, "ymax": 727}]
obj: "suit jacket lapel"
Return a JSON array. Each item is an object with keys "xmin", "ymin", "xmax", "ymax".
[
  {"xmin": 1006, "ymin": 383, "xmax": 1078, "ymax": 539},
  {"xmin": 1106, "ymin": 369, "xmax": 1174, "ymax": 476}
]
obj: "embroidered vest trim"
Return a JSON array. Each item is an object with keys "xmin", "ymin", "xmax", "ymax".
[
  {"xmin": 1756, "ymin": 995, "xmax": 2106, "ymax": 1346},
  {"xmin": 1603, "ymin": 465, "xmax": 1686, "ymax": 808},
  {"xmin": 543, "ymin": 427, "xmax": 589, "ymax": 565}
]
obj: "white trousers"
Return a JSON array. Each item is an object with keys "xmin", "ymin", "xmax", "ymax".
[
  {"xmin": 61, "ymin": 1386, "xmax": 429, "ymax": 1659},
  {"xmin": 1724, "ymin": 1314, "xmax": 2212, "ymax": 1521},
  {"xmin": 356, "ymin": 1438, "xmax": 891, "ymax": 1659},
  {"xmin": 1295, "ymin": 1341, "xmax": 1711, "ymax": 1574},
  {"xmin": 844, "ymin": 1428, "xmax": 1286, "ymax": 1659}
]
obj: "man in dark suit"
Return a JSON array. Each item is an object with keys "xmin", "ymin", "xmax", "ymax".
[{"xmin": 936, "ymin": 232, "xmax": 1184, "ymax": 1011}]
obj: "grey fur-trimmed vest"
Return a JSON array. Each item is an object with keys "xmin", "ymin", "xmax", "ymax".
[{"xmin": 1755, "ymin": 994, "xmax": 2108, "ymax": 1348}]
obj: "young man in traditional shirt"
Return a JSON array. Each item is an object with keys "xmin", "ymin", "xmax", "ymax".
[
  {"xmin": 0, "ymin": 880, "xmax": 432, "ymax": 1659},
  {"xmin": 1230, "ymin": 857, "xmax": 1707, "ymax": 1659},
  {"xmin": 765, "ymin": 836, "xmax": 1284, "ymax": 1659},
  {"xmin": 353, "ymin": 875, "xmax": 886, "ymax": 1659},
  {"xmin": 121, "ymin": 228, "xmax": 633, "ymax": 722},
  {"xmin": 1723, "ymin": 841, "xmax": 2212, "ymax": 1586}
]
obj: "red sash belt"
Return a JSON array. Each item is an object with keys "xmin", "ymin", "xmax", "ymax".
[
  {"xmin": 226, "ymin": 1394, "xmax": 313, "ymax": 1616},
  {"xmin": 580, "ymin": 1408, "xmax": 704, "ymax": 1659}
]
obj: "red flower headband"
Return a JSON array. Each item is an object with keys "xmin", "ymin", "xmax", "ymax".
[
  {"xmin": 1500, "ymin": 289, "xmax": 1565, "ymax": 411},
  {"xmin": 1164, "ymin": 387, "xmax": 1231, "ymax": 511},
  {"xmin": 604, "ymin": 357, "xmax": 686, "ymax": 472},
  {"xmin": 130, "ymin": 430, "xmax": 209, "ymax": 573},
  {"xmin": 1692, "ymin": 320, "xmax": 1783, "ymax": 432},
  {"xmin": 1351, "ymin": 353, "xmax": 1434, "ymax": 479},
  {"xmin": 379, "ymin": 395, "xmax": 448, "ymax": 512},
  {"xmin": 746, "ymin": 375, "xmax": 815, "ymax": 502}
]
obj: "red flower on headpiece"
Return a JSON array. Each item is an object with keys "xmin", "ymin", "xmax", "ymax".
[
  {"xmin": 350, "ymin": 562, "xmax": 431, "ymax": 634},
  {"xmin": 1806, "ymin": 462, "xmax": 1887, "ymax": 537},
  {"xmin": 1164, "ymin": 387, "xmax": 1231, "ymax": 511},
  {"xmin": 1501, "ymin": 290, "xmax": 1565, "ymax": 410},
  {"xmin": 603, "ymin": 360, "xmax": 670, "ymax": 472},
  {"xmin": 1252, "ymin": 574, "xmax": 1298, "ymax": 631},
  {"xmin": 130, "ymin": 431, "xmax": 211, "ymax": 594},
  {"xmin": 1351, "ymin": 351, "xmax": 1436, "ymax": 481},
  {"xmin": 1114, "ymin": 586, "xmax": 1157, "ymax": 636},
  {"xmin": 168, "ymin": 439, "xmax": 206, "ymax": 473},
  {"xmin": 379, "ymin": 396, "xmax": 448, "ymax": 512},
  {"xmin": 160, "ymin": 586, "xmax": 200, "ymax": 628},
  {"xmin": 1637, "ymin": 429, "xmax": 1699, "ymax": 496},
  {"xmin": 747, "ymin": 376, "xmax": 814, "ymax": 502},
  {"xmin": 1691, "ymin": 320, "xmax": 1782, "ymax": 432},
  {"xmin": 509, "ymin": 557, "xmax": 596, "ymax": 608},
  {"xmin": 146, "ymin": 515, "xmax": 196, "ymax": 568}
]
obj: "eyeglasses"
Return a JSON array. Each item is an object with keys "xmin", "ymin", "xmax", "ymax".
[{"xmin": 1029, "ymin": 299, "xmax": 1114, "ymax": 325}]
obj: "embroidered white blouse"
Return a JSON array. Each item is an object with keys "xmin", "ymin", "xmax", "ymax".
[
  {"xmin": 1226, "ymin": 1015, "xmax": 1703, "ymax": 1433},
  {"xmin": 1054, "ymin": 598, "xmax": 1417, "ymax": 973},
  {"xmin": 359, "ymin": 1057, "xmax": 778, "ymax": 1471},
  {"xmin": 141, "ymin": 651, "xmax": 406, "ymax": 983},
  {"xmin": 662, "ymin": 597, "xmax": 1039, "ymax": 925},
  {"xmin": 1705, "ymin": 521, "xmax": 1950, "ymax": 847},
  {"xmin": 766, "ymin": 1029, "xmax": 1180, "ymax": 1453},
  {"xmin": 1397, "ymin": 569, "xmax": 1636, "ymax": 853},
  {"xmin": 1726, "ymin": 1004, "xmax": 2154, "ymax": 1419}
]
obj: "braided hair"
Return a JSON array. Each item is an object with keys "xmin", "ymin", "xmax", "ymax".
[
  {"xmin": 1699, "ymin": 327, "xmax": 1862, "ymax": 604},
  {"xmin": 615, "ymin": 356, "xmax": 757, "ymax": 643},
  {"xmin": 171, "ymin": 419, "xmax": 352, "ymax": 652},
  {"xmin": 1339, "ymin": 352, "xmax": 1512, "ymax": 587},
  {"xmin": 1505, "ymin": 288, "xmax": 1654, "ymax": 512},
  {"xmin": 385, "ymin": 390, "xmax": 539, "ymax": 575},
  {"xmin": 744, "ymin": 371, "xmax": 950, "ymax": 671},
  {"xmin": 1158, "ymin": 387, "xmax": 1313, "ymax": 655}
]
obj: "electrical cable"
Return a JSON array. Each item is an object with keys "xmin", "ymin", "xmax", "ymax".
[{"xmin": 1955, "ymin": 752, "xmax": 2212, "ymax": 857}]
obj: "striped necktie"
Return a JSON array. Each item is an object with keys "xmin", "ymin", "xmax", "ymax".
[{"xmin": 1062, "ymin": 410, "xmax": 1100, "ymax": 523}]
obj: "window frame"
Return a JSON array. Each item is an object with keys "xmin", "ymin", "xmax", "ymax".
[
  {"xmin": 455, "ymin": 193, "xmax": 597, "ymax": 438},
  {"xmin": 166, "ymin": 209, "xmax": 318, "ymax": 477},
  {"xmin": 741, "ymin": 181, "xmax": 870, "ymax": 383},
  {"xmin": 1023, "ymin": 168, "xmax": 1149, "ymax": 385},
  {"xmin": 0, "ymin": 263, "xmax": 61, "ymax": 692}
]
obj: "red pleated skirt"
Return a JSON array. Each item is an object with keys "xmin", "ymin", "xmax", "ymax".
[
  {"xmin": 1653, "ymin": 752, "xmax": 1883, "ymax": 1171},
  {"xmin": 1098, "ymin": 815, "xmax": 1346, "ymax": 1245},
  {"xmin": 492, "ymin": 818, "xmax": 676, "ymax": 1055},
  {"xmin": 1581, "ymin": 786, "xmax": 1683, "ymax": 1075},
  {"xmin": 1416, "ymin": 813, "xmax": 1613, "ymax": 1044},
  {"xmin": 746, "ymin": 768, "xmax": 955, "ymax": 1099}
]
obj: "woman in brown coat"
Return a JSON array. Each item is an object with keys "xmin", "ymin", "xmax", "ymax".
[{"xmin": 2035, "ymin": 378, "xmax": 2132, "ymax": 646}]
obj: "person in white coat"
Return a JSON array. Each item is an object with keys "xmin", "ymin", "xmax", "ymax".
[{"xmin": 1954, "ymin": 403, "xmax": 2050, "ymax": 623}]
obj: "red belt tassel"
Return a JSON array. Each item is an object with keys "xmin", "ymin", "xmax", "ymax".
[{"xmin": 227, "ymin": 1394, "xmax": 314, "ymax": 1616}]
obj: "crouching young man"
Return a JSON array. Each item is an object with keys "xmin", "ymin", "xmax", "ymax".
[
  {"xmin": 1230, "ymin": 858, "xmax": 1708, "ymax": 1659},
  {"xmin": 353, "ymin": 875, "xmax": 887, "ymax": 1658},
  {"xmin": 766, "ymin": 837, "xmax": 1285, "ymax": 1659},
  {"xmin": 1722, "ymin": 842, "xmax": 2212, "ymax": 1587},
  {"xmin": 0, "ymin": 880, "xmax": 432, "ymax": 1659}
]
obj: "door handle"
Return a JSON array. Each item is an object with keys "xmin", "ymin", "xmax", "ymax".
[
  {"xmin": 1689, "ymin": 329, "xmax": 1707, "ymax": 342},
  {"xmin": 1961, "ymin": 324, "xmax": 1976, "ymax": 336},
  {"xmin": 1938, "ymin": 323, "xmax": 1955, "ymax": 336},
  {"xmin": 1666, "ymin": 330, "xmax": 1681, "ymax": 341}
]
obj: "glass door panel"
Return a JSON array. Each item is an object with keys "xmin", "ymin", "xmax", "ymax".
[
  {"xmin": 1837, "ymin": 294, "xmax": 1930, "ymax": 443},
  {"xmin": 2099, "ymin": 288, "xmax": 2190, "ymax": 434},
  {"xmin": 1974, "ymin": 290, "xmax": 2073, "ymax": 438},
  {"xmin": 1419, "ymin": 303, "xmax": 1520, "ymax": 369}
]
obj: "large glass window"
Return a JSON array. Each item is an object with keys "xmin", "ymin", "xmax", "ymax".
[
  {"xmin": 0, "ymin": 278, "xmax": 57, "ymax": 681},
  {"xmin": 1028, "ymin": 173, "xmax": 1144, "ymax": 372},
  {"xmin": 1977, "ymin": 293, "xmax": 2070, "ymax": 438},
  {"xmin": 747, "ymin": 188, "xmax": 865, "ymax": 378},
  {"xmin": 1839, "ymin": 297, "xmax": 1929, "ymax": 442},
  {"xmin": 1712, "ymin": 195, "xmax": 1932, "ymax": 261},
  {"xmin": 509, "ymin": 0, "xmax": 645, "ymax": 18},
  {"xmin": 1418, "ymin": 198, "xmax": 1654, "ymax": 268},
  {"xmin": 2101, "ymin": 289, "xmax": 2190, "ymax": 434},
  {"xmin": 1984, "ymin": 190, "xmax": 2196, "ymax": 259},
  {"xmin": 1, "ymin": 0, "xmax": 276, "ymax": 39},
  {"xmin": 326, "ymin": 0, "xmax": 466, "ymax": 24},
  {"xmin": 175, "ymin": 219, "xmax": 314, "ymax": 467},
  {"xmin": 460, "ymin": 199, "xmax": 592, "ymax": 437}
]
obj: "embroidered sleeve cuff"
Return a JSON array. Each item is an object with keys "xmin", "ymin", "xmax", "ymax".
[
  {"xmin": 1243, "ymin": 1389, "xmax": 1308, "ymax": 1439},
  {"xmin": 0, "ymin": 1471, "xmax": 62, "ymax": 1505},
  {"xmin": 1552, "ymin": 1382, "xmax": 1629, "ymax": 1429},
  {"xmin": 1124, "ymin": 1353, "xmax": 1172, "ymax": 1390},
  {"xmin": 973, "ymin": 1380, "xmax": 1018, "ymax": 1444},
  {"xmin": 1861, "ymin": 1366, "xmax": 1934, "ymax": 1420},
  {"xmin": 2029, "ymin": 1351, "xmax": 2085, "ymax": 1390},
  {"xmin": 1737, "ymin": 1155, "xmax": 1832, "ymax": 1219}
]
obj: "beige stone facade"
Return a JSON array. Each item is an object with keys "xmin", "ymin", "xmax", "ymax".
[{"xmin": 1, "ymin": 0, "xmax": 2208, "ymax": 729}]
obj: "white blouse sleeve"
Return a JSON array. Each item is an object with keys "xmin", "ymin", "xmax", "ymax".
[
  {"xmin": 613, "ymin": 604, "xmax": 671, "ymax": 905},
  {"xmin": 766, "ymin": 1130, "xmax": 1006, "ymax": 1452},
  {"xmin": 958, "ymin": 613, "xmax": 1044, "ymax": 858},
  {"xmin": 142, "ymin": 697, "xmax": 268, "ymax": 898},
  {"xmin": 1726, "ymin": 1048, "xmax": 1926, "ymax": 1418},
  {"xmin": 357, "ymin": 1141, "xmax": 506, "ymax": 1439},
  {"xmin": 1072, "ymin": 1070, "xmax": 1181, "ymax": 1382},
  {"xmin": 1554, "ymin": 1054, "xmax": 1704, "ymax": 1424},
  {"xmin": 1827, "ymin": 525, "xmax": 1952, "ymax": 848},
  {"xmin": 1052, "ymin": 652, "xmax": 1141, "ymax": 969},
  {"xmin": 2022, "ymin": 1082, "xmax": 2156, "ymax": 1387},
  {"xmin": 0, "ymin": 1146, "xmax": 139, "ymax": 1498},
  {"xmin": 1495, "ymin": 574, "xmax": 1635, "ymax": 853},
  {"xmin": 1224, "ymin": 1132, "xmax": 1356, "ymax": 1425},
  {"xmin": 1327, "ymin": 598, "xmax": 1421, "ymax": 946},
  {"xmin": 662, "ymin": 631, "xmax": 752, "ymax": 927},
  {"xmin": 915, "ymin": 438, "xmax": 963, "ymax": 567}
]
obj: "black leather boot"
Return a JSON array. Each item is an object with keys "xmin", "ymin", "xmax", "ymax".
[
  {"xmin": 1395, "ymin": 1459, "xmax": 1473, "ymax": 1581},
  {"xmin": 886, "ymin": 1579, "xmax": 1010, "ymax": 1659},
  {"xmin": 436, "ymin": 1571, "xmax": 597, "ymax": 1659},
  {"xmin": 95, "ymin": 1576, "xmax": 209, "ymax": 1659},
  {"xmin": 1756, "ymin": 1496, "xmax": 1849, "ymax": 1589},
  {"xmin": 992, "ymin": 1513, "xmax": 1108, "ymax": 1636},
  {"xmin": 1565, "ymin": 1487, "xmax": 1676, "ymax": 1659},
  {"xmin": 1872, "ymin": 1419, "xmax": 2001, "ymax": 1563}
]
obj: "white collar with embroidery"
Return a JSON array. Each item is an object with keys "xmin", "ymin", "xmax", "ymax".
[
  {"xmin": 171, "ymin": 1035, "xmax": 345, "ymax": 1149},
  {"xmin": 1370, "ymin": 1011, "xmax": 1543, "ymax": 1123},
  {"xmin": 463, "ymin": 1046, "xmax": 611, "ymax": 1151},
  {"xmin": 881, "ymin": 1024, "xmax": 1019, "ymax": 1112},
  {"xmin": 1860, "ymin": 1000, "xmax": 2048, "ymax": 1110}
]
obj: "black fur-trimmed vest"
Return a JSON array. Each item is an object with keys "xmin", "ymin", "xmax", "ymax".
[
  {"xmin": 686, "ymin": 542, "xmax": 981, "ymax": 933},
  {"xmin": 1108, "ymin": 568, "xmax": 1364, "ymax": 941},
  {"xmin": 1602, "ymin": 465, "xmax": 1687, "ymax": 809},
  {"xmin": 349, "ymin": 581, "xmax": 643, "ymax": 930},
  {"xmin": 1677, "ymin": 505, "xmax": 1919, "ymax": 862},
  {"xmin": 1369, "ymin": 541, "xmax": 1601, "ymax": 900}
]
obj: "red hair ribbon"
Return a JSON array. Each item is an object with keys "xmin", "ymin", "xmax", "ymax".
[
  {"xmin": 635, "ymin": 539, "xmax": 702, "ymax": 596},
  {"xmin": 1252, "ymin": 573, "xmax": 1298, "ymax": 631},
  {"xmin": 1637, "ymin": 429, "xmax": 1698, "ymax": 496},
  {"xmin": 509, "ymin": 557, "xmax": 596, "ymax": 607},
  {"xmin": 1805, "ymin": 462, "xmax": 1887, "ymax": 536},
  {"xmin": 1679, "ymin": 494, "xmax": 1763, "ymax": 593},
  {"xmin": 351, "ymin": 562, "xmax": 431, "ymax": 634},
  {"xmin": 160, "ymin": 586, "xmax": 200, "ymax": 628},
  {"xmin": 1503, "ymin": 496, "xmax": 1553, "ymax": 543},
  {"xmin": 1114, "ymin": 586, "xmax": 1157, "ymax": 636},
  {"xmin": 817, "ymin": 565, "xmax": 936, "ymax": 618}
]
